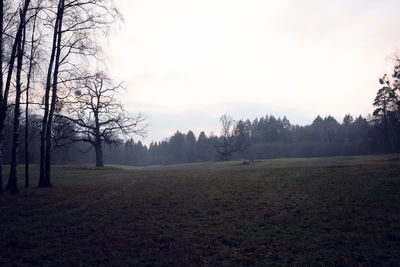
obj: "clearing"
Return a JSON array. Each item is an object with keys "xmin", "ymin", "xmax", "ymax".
[{"xmin": 1, "ymin": 154, "xmax": 400, "ymax": 265}]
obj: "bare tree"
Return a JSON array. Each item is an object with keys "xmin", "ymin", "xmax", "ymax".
[
  {"xmin": 39, "ymin": 0, "xmax": 65, "ymax": 187},
  {"xmin": 214, "ymin": 114, "xmax": 249, "ymax": 161},
  {"xmin": 57, "ymin": 72, "xmax": 146, "ymax": 167},
  {"xmin": 5, "ymin": 11, "xmax": 27, "ymax": 194},
  {"xmin": 0, "ymin": 0, "xmax": 32, "ymax": 194},
  {"xmin": 3, "ymin": 0, "xmax": 42, "ymax": 193},
  {"xmin": 39, "ymin": 0, "xmax": 120, "ymax": 186},
  {"xmin": 24, "ymin": 1, "xmax": 40, "ymax": 188}
]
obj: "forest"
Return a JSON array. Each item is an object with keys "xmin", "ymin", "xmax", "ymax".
[
  {"xmin": 4, "ymin": 63, "xmax": 399, "ymax": 166},
  {"xmin": 5, "ymin": 105, "xmax": 400, "ymax": 167}
]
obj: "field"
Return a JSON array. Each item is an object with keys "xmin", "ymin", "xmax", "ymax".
[{"xmin": 1, "ymin": 154, "xmax": 400, "ymax": 265}]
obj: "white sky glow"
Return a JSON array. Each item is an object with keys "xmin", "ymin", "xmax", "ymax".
[{"xmin": 105, "ymin": 0, "xmax": 400, "ymax": 143}]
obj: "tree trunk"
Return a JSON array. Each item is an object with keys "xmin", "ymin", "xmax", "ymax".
[
  {"xmin": 94, "ymin": 107, "xmax": 103, "ymax": 167},
  {"xmin": 1, "ymin": 0, "xmax": 30, "ymax": 193},
  {"xmin": 39, "ymin": 20, "xmax": 59, "ymax": 187},
  {"xmin": 25, "ymin": 11, "xmax": 37, "ymax": 188},
  {"xmin": 94, "ymin": 100, "xmax": 103, "ymax": 167},
  {"xmin": 0, "ymin": 0, "xmax": 3, "ymax": 194},
  {"xmin": 383, "ymin": 96, "xmax": 389, "ymax": 150},
  {"xmin": 6, "ymin": 13, "xmax": 26, "ymax": 194},
  {"xmin": 95, "ymin": 141, "xmax": 104, "ymax": 167},
  {"xmin": 25, "ymin": 94, "xmax": 29, "ymax": 188},
  {"xmin": 39, "ymin": 0, "xmax": 63, "ymax": 187},
  {"xmin": 44, "ymin": 0, "xmax": 65, "ymax": 187}
]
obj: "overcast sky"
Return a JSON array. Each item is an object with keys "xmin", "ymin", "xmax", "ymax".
[{"xmin": 105, "ymin": 0, "xmax": 400, "ymax": 143}]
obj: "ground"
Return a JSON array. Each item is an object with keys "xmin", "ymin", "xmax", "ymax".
[{"xmin": 1, "ymin": 154, "xmax": 400, "ymax": 265}]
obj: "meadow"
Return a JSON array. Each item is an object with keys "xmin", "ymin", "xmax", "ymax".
[{"xmin": 1, "ymin": 154, "xmax": 400, "ymax": 266}]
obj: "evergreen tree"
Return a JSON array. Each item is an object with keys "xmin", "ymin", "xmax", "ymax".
[{"xmin": 185, "ymin": 131, "xmax": 197, "ymax": 163}]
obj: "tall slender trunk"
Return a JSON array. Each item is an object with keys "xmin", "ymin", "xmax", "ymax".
[
  {"xmin": 44, "ymin": 0, "xmax": 65, "ymax": 186},
  {"xmin": 0, "ymin": 0, "xmax": 3, "ymax": 194},
  {"xmin": 25, "ymin": 90, "xmax": 29, "ymax": 187},
  {"xmin": 0, "ymin": 0, "xmax": 30, "ymax": 192},
  {"xmin": 39, "ymin": 0, "xmax": 62, "ymax": 187},
  {"xmin": 6, "ymin": 13, "xmax": 26, "ymax": 194},
  {"xmin": 25, "ymin": 10, "xmax": 37, "ymax": 188}
]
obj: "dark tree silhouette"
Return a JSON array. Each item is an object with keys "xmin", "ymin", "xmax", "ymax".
[
  {"xmin": 373, "ymin": 74, "xmax": 397, "ymax": 148},
  {"xmin": 185, "ymin": 130, "xmax": 197, "ymax": 163},
  {"xmin": 1, "ymin": 0, "xmax": 31, "ymax": 194},
  {"xmin": 58, "ymin": 72, "xmax": 146, "ymax": 167},
  {"xmin": 5, "ymin": 10, "xmax": 27, "ymax": 194},
  {"xmin": 0, "ymin": 0, "xmax": 3, "ymax": 194},
  {"xmin": 214, "ymin": 114, "xmax": 249, "ymax": 161},
  {"xmin": 5, "ymin": 1, "xmax": 41, "ymax": 192},
  {"xmin": 39, "ymin": 0, "xmax": 65, "ymax": 187},
  {"xmin": 39, "ymin": 0, "xmax": 121, "ymax": 186},
  {"xmin": 24, "ymin": 3, "xmax": 39, "ymax": 188},
  {"xmin": 169, "ymin": 131, "xmax": 185, "ymax": 163}
]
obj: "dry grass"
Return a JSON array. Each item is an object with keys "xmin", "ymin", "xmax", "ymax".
[{"xmin": 1, "ymin": 154, "xmax": 400, "ymax": 265}]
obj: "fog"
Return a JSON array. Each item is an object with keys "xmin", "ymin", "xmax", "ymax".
[{"xmin": 107, "ymin": 0, "xmax": 400, "ymax": 143}]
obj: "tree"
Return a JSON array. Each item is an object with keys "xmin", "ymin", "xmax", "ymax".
[
  {"xmin": 5, "ymin": 9, "xmax": 27, "ymax": 194},
  {"xmin": 39, "ymin": 0, "xmax": 121, "ymax": 186},
  {"xmin": 6, "ymin": 0, "xmax": 41, "ymax": 193},
  {"xmin": 39, "ymin": 0, "xmax": 65, "ymax": 187},
  {"xmin": 24, "ymin": 2, "xmax": 40, "ymax": 188},
  {"xmin": 123, "ymin": 138, "xmax": 135, "ymax": 165},
  {"xmin": 196, "ymin": 131, "xmax": 210, "ymax": 162},
  {"xmin": 311, "ymin": 115, "xmax": 324, "ymax": 142},
  {"xmin": 386, "ymin": 59, "xmax": 400, "ymax": 148},
  {"xmin": 0, "ymin": 0, "xmax": 4, "ymax": 194},
  {"xmin": 185, "ymin": 130, "xmax": 196, "ymax": 163},
  {"xmin": 1, "ymin": 0, "xmax": 32, "ymax": 194},
  {"xmin": 214, "ymin": 114, "xmax": 249, "ymax": 161},
  {"xmin": 373, "ymin": 74, "xmax": 398, "ymax": 148},
  {"xmin": 342, "ymin": 114, "xmax": 354, "ymax": 143},
  {"xmin": 58, "ymin": 72, "xmax": 146, "ymax": 167},
  {"xmin": 169, "ymin": 131, "xmax": 185, "ymax": 163},
  {"xmin": 235, "ymin": 119, "xmax": 251, "ymax": 157}
]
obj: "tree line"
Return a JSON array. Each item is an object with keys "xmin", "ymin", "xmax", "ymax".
[
  {"xmin": 81, "ymin": 56, "xmax": 400, "ymax": 166},
  {"xmin": 71, "ymin": 55, "xmax": 400, "ymax": 166},
  {"xmin": 1, "ymin": 57, "xmax": 399, "ymax": 170},
  {"xmin": 4, "ymin": 107, "xmax": 394, "ymax": 167},
  {"xmin": 114, "ymin": 111, "xmax": 394, "ymax": 166},
  {"xmin": 98, "ymin": 113, "xmax": 374, "ymax": 165}
]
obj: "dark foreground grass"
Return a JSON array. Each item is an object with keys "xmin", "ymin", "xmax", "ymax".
[{"xmin": 1, "ymin": 155, "xmax": 400, "ymax": 266}]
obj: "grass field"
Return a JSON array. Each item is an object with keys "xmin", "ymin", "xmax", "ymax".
[{"xmin": 1, "ymin": 154, "xmax": 400, "ymax": 265}]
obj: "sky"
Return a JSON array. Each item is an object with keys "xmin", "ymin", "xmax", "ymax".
[{"xmin": 104, "ymin": 0, "xmax": 400, "ymax": 143}]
